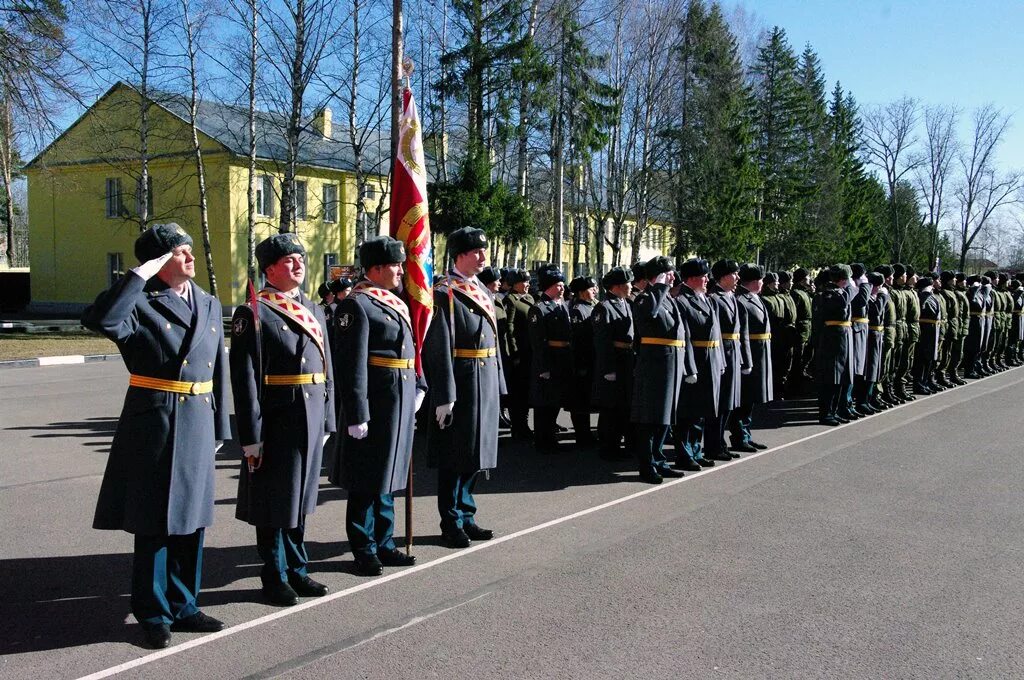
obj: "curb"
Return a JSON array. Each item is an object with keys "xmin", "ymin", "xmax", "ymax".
[{"xmin": 0, "ymin": 353, "xmax": 123, "ymax": 370}]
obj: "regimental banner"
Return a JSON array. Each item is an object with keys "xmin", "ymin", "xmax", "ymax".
[{"xmin": 390, "ymin": 86, "xmax": 433, "ymax": 376}]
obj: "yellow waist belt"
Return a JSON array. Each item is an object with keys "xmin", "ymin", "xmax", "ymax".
[
  {"xmin": 692, "ymin": 340, "xmax": 719, "ymax": 348},
  {"xmin": 721, "ymin": 333, "xmax": 740, "ymax": 341},
  {"xmin": 613, "ymin": 341, "xmax": 633, "ymax": 349},
  {"xmin": 454, "ymin": 348, "xmax": 496, "ymax": 359},
  {"xmin": 640, "ymin": 337, "xmax": 684, "ymax": 348},
  {"xmin": 919, "ymin": 318, "xmax": 940, "ymax": 325},
  {"xmin": 264, "ymin": 372, "xmax": 326, "ymax": 385},
  {"xmin": 852, "ymin": 317, "xmax": 869, "ymax": 324},
  {"xmin": 869, "ymin": 325, "xmax": 884, "ymax": 332},
  {"xmin": 547, "ymin": 340, "xmax": 570, "ymax": 348},
  {"xmin": 749, "ymin": 333, "xmax": 772, "ymax": 341},
  {"xmin": 825, "ymin": 320, "xmax": 852, "ymax": 327},
  {"xmin": 368, "ymin": 356, "xmax": 414, "ymax": 369},
  {"xmin": 129, "ymin": 374, "xmax": 213, "ymax": 395}
]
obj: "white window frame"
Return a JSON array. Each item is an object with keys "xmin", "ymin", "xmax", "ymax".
[
  {"xmin": 323, "ymin": 184, "xmax": 338, "ymax": 223},
  {"xmin": 256, "ymin": 175, "xmax": 275, "ymax": 217},
  {"xmin": 295, "ymin": 180, "xmax": 308, "ymax": 220},
  {"xmin": 105, "ymin": 178, "xmax": 123, "ymax": 218}
]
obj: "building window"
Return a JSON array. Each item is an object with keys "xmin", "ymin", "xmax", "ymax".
[
  {"xmin": 136, "ymin": 175, "xmax": 154, "ymax": 217},
  {"xmin": 107, "ymin": 252, "xmax": 125, "ymax": 286},
  {"xmin": 105, "ymin": 178, "xmax": 123, "ymax": 218},
  {"xmin": 324, "ymin": 252, "xmax": 338, "ymax": 282},
  {"xmin": 360, "ymin": 184, "xmax": 376, "ymax": 201},
  {"xmin": 256, "ymin": 175, "xmax": 275, "ymax": 217},
  {"xmin": 323, "ymin": 184, "xmax": 338, "ymax": 223},
  {"xmin": 295, "ymin": 180, "xmax": 307, "ymax": 220}
]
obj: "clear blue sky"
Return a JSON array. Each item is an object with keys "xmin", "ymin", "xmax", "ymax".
[{"xmin": 736, "ymin": 0, "xmax": 1024, "ymax": 172}]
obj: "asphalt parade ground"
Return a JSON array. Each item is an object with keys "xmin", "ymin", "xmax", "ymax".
[{"xmin": 2, "ymin": 362, "xmax": 1024, "ymax": 679}]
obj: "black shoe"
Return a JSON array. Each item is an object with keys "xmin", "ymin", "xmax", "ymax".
[
  {"xmin": 442, "ymin": 528, "xmax": 471, "ymax": 549},
  {"xmin": 288, "ymin": 575, "xmax": 328, "ymax": 597},
  {"xmin": 262, "ymin": 580, "xmax": 299, "ymax": 606},
  {"xmin": 951, "ymin": 376, "xmax": 967, "ymax": 385},
  {"xmin": 728, "ymin": 450, "xmax": 741, "ymax": 459},
  {"xmin": 675, "ymin": 459, "xmax": 702, "ymax": 472},
  {"xmin": 696, "ymin": 457, "xmax": 716, "ymax": 467},
  {"xmin": 354, "ymin": 553, "xmax": 384, "ymax": 576},
  {"xmin": 142, "ymin": 623, "xmax": 171, "ymax": 649},
  {"xmin": 378, "ymin": 547, "xmax": 417, "ymax": 567},
  {"xmin": 819, "ymin": 417, "xmax": 841, "ymax": 426},
  {"xmin": 638, "ymin": 468, "xmax": 663, "ymax": 485},
  {"xmin": 464, "ymin": 523, "xmax": 495, "ymax": 541},
  {"xmin": 856, "ymin": 405, "xmax": 876, "ymax": 416},
  {"xmin": 731, "ymin": 442, "xmax": 758, "ymax": 453},
  {"xmin": 965, "ymin": 371, "xmax": 981, "ymax": 379},
  {"xmin": 170, "ymin": 611, "xmax": 225, "ymax": 633},
  {"xmin": 748, "ymin": 441, "xmax": 768, "ymax": 450},
  {"xmin": 834, "ymin": 414, "xmax": 850, "ymax": 424},
  {"xmin": 498, "ymin": 413, "xmax": 512, "ymax": 428},
  {"xmin": 557, "ymin": 424, "xmax": 569, "ymax": 433},
  {"xmin": 707, "ymin": 453, "xmax": 734, "ymax": 462},
  {"xmin": 657, "ymin": 466, "xmax": 684, "ymax": 478},
  {"xmin": 838, "ymin": 409, "xmax": 861, "ymax": 420}
]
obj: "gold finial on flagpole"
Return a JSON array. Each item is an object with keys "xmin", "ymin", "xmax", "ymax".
[{"xmin": 402, "ymin": 57, "xmax": 415, "ymax": 88}]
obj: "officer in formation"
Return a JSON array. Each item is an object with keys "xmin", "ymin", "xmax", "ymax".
[
  {"xmin": 761, "ymin": 271, "xmax": 797, "ymax": 400},
  {"xmin": 814, "ymin": 264, "xmax": 857, "ymax": 425},
  {"xmin": 708, "ymin": 260, "xmax": 747, "ymax": 465},
  {"xmin": 83, "ymin": 224, "xmax": 230, "ymax": 648},
  {"xmin": 912, "ymin": 275, "xmax": 942, "ymax": 393},
  {"xmin": 591, "ymin": 266, "xmax": 635, "ymax": 460},
  {"xmin": 728, "ymin": 264, "xmax": 773, "ymax": 451},
  {"xmin": 789, "ymin": 268, "xmax": 815, "ymax": 387},
  {"xmin": 854, "ymin": 271, "xmax": 887, "ymax": 414},
  {"xmin": 480, "ymin": 267, "xmax": 512, "ymax": 428},
  {"xmin": 568, "ymin": 276, "xmax": 599, "ymax": 445},
  {"xmin": 502, "ymin": 268, "xmax": 534, "ymax": 440},
  {"xmin": 528, "ymin": 266, "xmax": 573, "ymax": 453},
  {"xmin": 231, "ymin": 233, "xmax": 335, "ymax": 607}
]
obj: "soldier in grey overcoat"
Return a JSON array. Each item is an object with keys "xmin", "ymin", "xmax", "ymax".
[
  {"xmin": 331, "ymin": 236, "xmax": 425, "ymax": 576},
  {"xmin": 231, "ymin": 233, "xmax": 336, "ymax": 607},
  {"xmin": 673, "ymin": 259, "xmax": 725, "ymax": 470},
  {"xmin": 847, "ymin": 264, "xmax": 870, "ymax": 412},
  {"xmin": 708, "ymin": 260, "xmax": 750, "ymax": 462},
  {"xmin": 502, "ymin": 269, "xmax": 534, "ymax": 439},
  {"xmin": 422, "ymin": 227, "xmax": 506, "ymax": 548},
  {"xmin": 568, "ymin": 276, "xmax": 598, "ymax": 446},
  {"xmin": 630, "ymin": 256, "xmax": 696, "ymax": 484},
  {"xmin": 815, "ymin": 265, "xmax": 858, "ymax": 425},
  {"xmin": 528, "ymin": 267, "xmax": 573, "ymax": 453},
  {"xmin": 855, "ymin": 272, "xmax": 887, "ymax": 414},
  {"xmin": 82, "ymin": 223, "xmax": 229, "ymax": 648},
  {"xmin": 728, "ymin": 264, "xmax": 774, "ymax": 452},
  {"xmin": 591, "ymin": 266, "xmax": 635, "ymax": 461}
]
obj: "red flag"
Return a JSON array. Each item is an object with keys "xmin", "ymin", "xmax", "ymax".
[{"xmin": 390, "ymin": 87, "xmax": 433, "ymax": 375}]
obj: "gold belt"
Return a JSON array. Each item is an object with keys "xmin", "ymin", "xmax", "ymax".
[
  {"xmin": 613, "ymin": 341, "xmax": 633, "ymax": 349},
  {"xmin": 852, "ymin": 317, "xmax": 869, "ymax": 324},
  {"xmin": 547, "ymin": 340, "xmax": 570, "ymax": 348},
  {"xmin": 825, "ymin": 320, "xmax": 852, "ymax": 327},
  {"xmin": 869, "ymin": 325, "xmax": 884, "ymax": 332},
  {"xmin": 721, "ymin": 333, "xmax": 740, "ymax": 341},
  {"xmin": 640, "ymin": 337, "xmax": 684, "ymax": 348},
  {"xmin": 264, "ymin": 372, "xmax": 326, "ymax": 385},
  {"xmin": 453, "ymin": 348, "xmax": 496, "ymax": 359},
  {"xmin": 749, "ymin": 333, "xmax": 772, "ymax": 341},
  {"xmin": 692, "ymin": 340, "xmax": 719, "ymax": 348},
  {"xmin": 919, "ymin": 319, "xmax": 940, "ymax": 325},
  {"xmin": 129, "ymin": 374, "xmax": 213, "ymax": 395},
  {"xmin": 368, "ymin": 356, "xmax": 414, "ymax": 369}
]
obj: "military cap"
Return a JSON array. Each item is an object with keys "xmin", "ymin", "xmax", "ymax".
[
  {"xmin": 317, "ymin": 282, "xmax": 332, "ymax": 299},
  {"xmin": 537, "ymin": 266, "xmax": 565, "ymax": 290},
  {"xmin": 998, "ymin": 272, "xmax": 1009, "ymax": 284},
  {"xmin": 792, "ymin": 266, "xmax": 809, "ymax": 283},
  {"xmin": 712, "ymin": 259, "xmax": 740, "ymax": 280},
  {"xmin": 506, "ymin": 268, "xmax": 530, "ymax": 285},
  {"xmin": 645, "ymin": 256, "xmax": 674, "ymax": 278},
  {"xmin": 967, "ymin": 275, "xmax": 980, "ymax": 286},
  {"xmin": 915, "ymin": 276, "xmax": 934, "ymax": 290},
  {"xmin": 983, "ymin": 270, "xmax": 997, "ymax": 280},
  {"xmin": 631, "ymin": 260, "xmax": 648, "ymax": 280},
  {"xmin": 763, "ymin": 271, "xmax": 778, "ymax": 284},
  {"xmin": 955, "ymin": 271, "xmax": 967, "ymax": 281},
  {"xmin": 1011, "ymin": 279, "xmax": 1022, "ymax": 290},
  {"xmin": 867, "ymin": 272, "xmax": 885, "ymax": 286},
  {"xmin": 814, "ymin": 269, "xmax": 831, "ymax": 287},
  {"xmin": 905, "ymin": 264, "xmax": 917, "ymax": 277},
  {"xmin": 448, "ymin": 227, "xmax": 488, "ymax": 256},
  {"xmin": 678, "ymin": 258, "xmax": 711, "ymax": 279},
  {"xmin": 875, "ymin": 264, "xmax": 894, "ymax": 277},
  {"xmin": 829, "ymin": 264, "xmax": 853, "ymax": 282},
  {"xmin": 569, "ymin": 276, "xmax": 598, "ymax": 294},
  {"xmin": 981, "ymin": 275, "xmax": 992, "ymax": 285},
  {"xmin": 256, "ymin": 232, "xmax": 305, "ymax": 272},
  {"xmin": 738, "ymin": 263, "xmax": 764, "ymax": 282},
  {"xmin": 602, "ymin": 266, "xmax": 634, "ymax": 289},
  {"xmin": 939, "ymin": 270, "xmax": 956, "ymax": 283},
  {"xmin": 892, "ymin": 263, "xmax": 906, "ymax": 277},
  {"xmin": 499, "ymin": 267, "xmax": 510, "ymax": 281},
  {"xmin": 134, "ymin": 222, "xmax": 193, "ymax": 263},
  {"xmin": 330, "ymin": 277, "xmax": 353, "ymax": 294},
  {"xmin": 1015, "ymin": 272, "xmax": 1024, "ymax": 283},
  {"xmin": 359, "ymin": 235, "xmax": 406, "ymax": 268},
  {"xmin": 777, "ymin": 270, "xmax": 792, "ymax": 284},
  {"xmin": 851, "ymin": 263, "xmax": 866, "ymax": 279},
  {"xmin": 478, "ymin": 266, "xmax": 502, "ymax": 285}
]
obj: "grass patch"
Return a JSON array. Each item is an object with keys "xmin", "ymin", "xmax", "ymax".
[{"xmin": 0, "ymin": 332, "xmax": 118, "ymax": 361}]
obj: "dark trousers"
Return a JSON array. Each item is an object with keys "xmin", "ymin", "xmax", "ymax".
[
  {"xmin": 707, "ymin": 409, "xmax": 730, "ymax": 457},
  {"xmin": 676, "ymin": 413, "xmax": 712, "ymax": 462},
  {"xmin": 256, "ymin": 523, "xmax": 308, "ymax": 586},
  {"xmin": 818, "ymin": 382, "xmax": 843, "ymax": 419},
  {"xmin": 948, "ymin": 337, "xmax": 965, "ymax": 377},
  {"xmin": 772, "ymin": 343, "xmax": 794, "ymax": 397},
  {"xmin": 438, "ymin": 468, "xmax": 480, "ymax": 532},
  {"xmin": 790, "ymin": 338, "xmax": 810, "ymax": 387},
  {"xmin": 634, "ymin": 423, "xmax": 670, "ymax": 473},
  {"xmin": 597, "ymin": 409, "xmax": 631, "ymax": 456},
  {"xmin": 132, "ymin": 529, "xmax": 204, "ymax": 626},
  {"xmin": 509, "ymin": 403, "xmax": 531, "ymax": 435},
  {"xmin": 534, "ymin": 407, "xmax": 560, "ymax": 448},
  {"xmin": 728, "ymin": 402, "xmax": 754, "ymax": 444},
  {"xmin": 570, "ymin": 411, "xmax": 595, "ymax": 443},
  {"xmin": 346, "ymin": 492, "xmax": 396, "ymax": 557}
]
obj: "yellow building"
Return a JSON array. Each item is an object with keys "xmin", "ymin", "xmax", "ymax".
[{"xmin": 26, "ymin": 83, "xmax": 675, "ymax": 312}]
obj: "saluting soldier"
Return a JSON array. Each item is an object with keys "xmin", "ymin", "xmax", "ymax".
[
  {"xmin": 631, "ymin": 256, "xmax": 696, "ymax": 484},
  {"xmin": 502, "ymin": 268, "xmax": 534, "ymax": 439},
  {"xmin": 528, "ymin": 266, "xmax": 573, "ymax": 453},
  {"xmin": 789, "ymin": 268, "xmax": 815, "ymax": 386},
  {"xmin": 231, "ymin": 233, "xmax": 335, "ymax": 607},
  {"xmin": 673, "ymin": 258, "xmax": 725, "ymax": 470},
  {"xmin": 82, "ymin": 224, "xmax": 229, "ymax": 648},
  {"xmin": 709, "ymin": 260, "xmax": 749, "ymax": 461},
  {"xmin": 815, "ymin": 264, "xmax": 858, "ymax": 426},
  {"xmin": 422, "ymin": 227, "xmax": 506, "ymax": 548},
  {"xmin": 592, "ymin": 266, "xmax": 635, "ymax": 461},
  {"xmin": 728, "ymin": 264, "xmax": 773, "ymax": 452},
  {"xmin": 913, "ymin": 276, "xmax": 942, "ymax": 394},
  {"xmin": 330, "ymin": 236, "xmax": 424, "ymax": 576},
  {"xmin": 567, "ymin": 276, "xmax": 599, "ymax": 445},
  {"xmin": 855, "ymin": 272, "xmax": 887, "ymax": 414}
]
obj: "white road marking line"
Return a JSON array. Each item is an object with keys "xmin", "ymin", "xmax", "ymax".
[
  {"xmin": 38, "ymin": 355, "xmax": 86, "ymax": 366},
  {"xmin": 76, "ymin": 368, "xmax": 1021, "ymax": 680}
]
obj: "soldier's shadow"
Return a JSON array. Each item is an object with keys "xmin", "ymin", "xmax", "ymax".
[{"xmin": 4, "ymin": 416, "xmax": 119, "ymax": 453}]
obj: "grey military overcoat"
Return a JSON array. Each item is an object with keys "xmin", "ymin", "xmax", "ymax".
[
  {"xmin": 591, "ymin": 296, "xmax": 634, "ymax": 410},
  {"xmin": 735, "ymin": 287, "xmax": 774, "ymax": 405},
  {"xmin": 630, "ymin": 283, "xmax": 696, "ymax": 425},
  {"xmin": 675, "ymin": 286, "xmax": 724, "ymax": 418}
]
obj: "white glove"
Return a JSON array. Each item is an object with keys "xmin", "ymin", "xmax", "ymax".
[
  {"xmin": 539, "ymin": 372, "xmax": 551, "ymax": 379},
  {"xmin": 415, "ymin": 389, "xmax": 426, "ymax": 413},
  {"xmin": 131, "ymin": 251, "xmax": 173, "ymax": 280},
  {"xmin": 242, "ymin": 442, "xmax": 262, "ymax": 460},
  {"xmin": 742, "ymin": 368, "xmax": 752, "ymax": 375},
  {"xmin": 604, "ymin": 373, "xmax": 616, "ymax": 381},
  {"xmin": 347, "ymin": 422, "xmax": 369, "ymax": 439},
  {"xmin": 684, "ymin": 375, "xmax": 697, "ymax": 384},
  {"xmin": 435, "ymin": 402, "xmax": 455, "ymax": 428}
]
